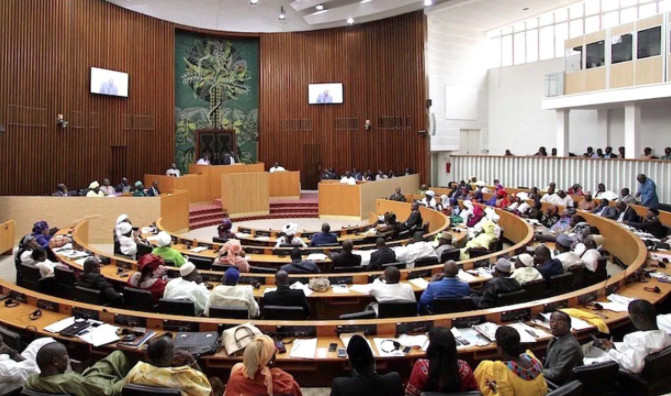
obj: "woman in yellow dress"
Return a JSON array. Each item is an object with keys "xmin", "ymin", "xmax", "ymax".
[{"xmin": 474, "ymin": 326, "xmax": 548, "ymax": 396}]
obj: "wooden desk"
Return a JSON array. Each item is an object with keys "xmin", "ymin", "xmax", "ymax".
[
  {"xmin": 269, "ymin": 171, "xmax": 301, "ymax": 199},
  {"xmin": 143, "ymin": 174, "xmax": 209, "ymax": 203},
  {"xmin": 189, "ymin": 163, "xmax": 265, "ymax": 202},
  {"xmin": 221, "ymin": 172, "xmax": 269, "ymax": 217},
  {"xmin": 0, "ymin": 220, "xmax": 14, "ymax": 255}
]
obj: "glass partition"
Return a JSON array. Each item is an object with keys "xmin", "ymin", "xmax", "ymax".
[
  {"xmin": 611, "ymin": 33, "xmax": 633, "ymax": 63},
  {"xmin": 638, "ymin": 26, "xmax": 661, "ymax": 58},
  {"xmin": 586, "ymin": 40, "xmax": 605, "ymax": 68},
  {"xmin": 565, "ymin": 46, "xmax": 583, "ymax": 71}
]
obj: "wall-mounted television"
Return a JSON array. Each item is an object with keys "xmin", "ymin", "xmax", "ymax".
[
  {"xmin": 308, "ymin": 83, "xmax": 343, "ymax": 104},
  {"xmin": 90, "ymin": 67, "xmax": 129, "ymax": 98}
]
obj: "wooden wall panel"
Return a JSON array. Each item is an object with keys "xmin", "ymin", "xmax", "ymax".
[
  {"xmin": 258, "ymin": 12, "xmax": 428, "ymax": 189},
  {"xmin": 0, "ymin": 0, "xmax": 175, "ymax": 195}
]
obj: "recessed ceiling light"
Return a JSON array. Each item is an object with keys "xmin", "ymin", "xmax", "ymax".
[
  {"xmin": 347, "ymin": 17, "xmax": 354, "ymax": 24},
  {"xmin": 361, "ymin": 0, "xmax": 373, "ymax": 3},
  {"xmin": 250, "ymin": 0, "xmax": 258, "ymax": 4},
  {"xmin": 279, "ymin": 6, "xmax": 286, "ymax": 20},
  {"xmin": 424, "ymin": 0, "xmax": 432, "ymax": 5},
  {"xmin": 316, "ymin": 4, "xmax": 324, "ymax": 10}
]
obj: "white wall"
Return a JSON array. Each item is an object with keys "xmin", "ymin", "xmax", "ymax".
[{"xmin": 488, "ymin": 58, "xmax": 671, "ymax": 156}]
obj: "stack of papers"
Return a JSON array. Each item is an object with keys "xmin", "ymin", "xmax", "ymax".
[
  {"xmin": 350, "ymin": 284, "xmax": 375, "ymax": 295},
  {"xmin": 600, "ymin": 294, "xmax": 637, "ymax": 312},
  {"xmin": 509, "ymin": 322, "xmax": 551, "ymax": 343},
  {"xmin": 452, "ymin": 327, "xmax": 491, "ymax": 347},
  {"xmin": 289, "ymin": 338, "xmax": 317, "ymax": 359},
  {"xmin": 332, "ymin": 284, "xmax": 350, "ymax": 294},
  {"xmin": 397, "ymin": 334, "xmax": 429, "ymax": 351},
  {"xmin": 373, "ymin": 338, "xmax": 405, "ymax": 357},
  {"xmin": 290, "ymin": 282, "xmax": 313, "ymax": 297},
  {"xmin": 473, "ymin": 322, "xmax": 499, "ymax": 342},
  {"xmin": 141, "ymin": 227, "xmax": 156, "ymax": 234},
  {"xmin": 45, "ymin": 317, "xmax": 77, "ymax": 333},
  {"xmin": 77, "ymin": 324, "xmax": 120, "ymax": 347},
  {"xmin": 189, "ymin": 247, "xmax": 207, "ymax": 253},
  {"xmin": 408, "ymin": 278, "xmax": 429, "ymax": 290},
  {"xmin": 306, "ymin": 253, "xmax": 327, "ymax": 262},
  {"xmin": 534, "ymin": 312, "xmax": 593, "ymax": 331},
  {"xmin": 457, "ymin": 270, "xmax": 478, "ymax": 282},
  {"xmin": 56, "ymin": 249, "xmax": 90, "ymax": 260}
]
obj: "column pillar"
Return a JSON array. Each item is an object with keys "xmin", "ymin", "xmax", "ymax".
[
  {"xmin": 556, "ymin": 109, "xmax": 570, "ymax": 156},
  {"xmin": 597, "ymin": 109, "xmax": 610, "ymax": 149},
  {"xmin": 624, "ymin": 103, "xmax": 640, "ymax": 159}
]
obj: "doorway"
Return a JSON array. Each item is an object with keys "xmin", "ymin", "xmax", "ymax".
[{"xmin": 459, "ymin": 129, "xmax": 481, "ymax": 155}]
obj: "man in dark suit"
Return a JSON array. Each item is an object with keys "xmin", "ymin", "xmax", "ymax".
[
  {"xmin": 616, "ymin": 201, "xmax": 639, "ymax": 223},
  {"xmin": 330, "ymin": 334, "xmax": 403, "ymax": 396},
  {"xmin": 543, "ymin": 311, "xmax": 584, "ymax": 385},
  {"xmin": 280, "ymin": 248, "xmax": 321, "ymax": 274},
  {"xmin": 330, "ymin": 240, "xmax": 361, "ymax": 270},
  {"xmin": 388, "ymin": 187, "xmax": 406, "ymax": 202},
  {"xmin": 625, "ymin": 208, "xmax": 668, "ymax": 239},
  {"xmin": 366, "ymin": 238, "xmax": 396, "ymax": 271},
  {"xmin": 402, "ymin": 202, "xmax": 423, "ymax": 232},
  {"xmin": 147, "ymin": 181, "xmax": 161, "ymax": 197},
  {"xmin": 309, "ymin": 223, "xmax": 338, "ymax": 247},
  {"xmin": 261, "ymin": 270, "xmax": 310, "ymax": 318}
]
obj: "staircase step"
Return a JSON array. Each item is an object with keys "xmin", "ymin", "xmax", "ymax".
[
  {"xmin": 269, "ymin": 207, "xmax": 318, "ymax": 214},
  {"xmin": 270, "ymin": 202, "xmax": 318, "ymax": 208},
  {"xmin": 190, "ymin": 212, "xmax": 320, "ymax": 230}
]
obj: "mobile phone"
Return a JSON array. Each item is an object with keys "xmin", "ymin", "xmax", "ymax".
[
  {"xmin": 402, "ymin": 346, "xmax": 412, "ymax": 354},
  {"xmin": 275, "ymin": 340, "xmax": 286, "ymax": 354},
  {"xmin": 337, "ymin": 349, "xmax": 347, "ymax": 358},
  {"xmin": 329, "ymin": 343, "xmax": 337, "ymax": 352}
]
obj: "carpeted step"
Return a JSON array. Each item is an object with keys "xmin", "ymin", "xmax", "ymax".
[{"xmin": 189, "ymin": 212, "xmax": 320, "ymax": 230}]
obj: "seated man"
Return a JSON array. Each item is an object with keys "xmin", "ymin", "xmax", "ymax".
[
  {"xmin": 147, "ymin": 181, "xmax": 161, "ymax": 197},
  {"xmin": 388, "ymin": 187, "xmax": 406, "ymax": 202},
  {"xmin": 86, "ymin": 181, "xmax": 104, "ymax": 197},
  {"xmin": 625, "ymin": 208, "xmax": 668, "ymax": 239},
  {"xmin": 577, "ymin": 235, "xmax": 603, "ymax": 273},
  {"xmin": 196, "ymin": 152, "xmax": 211, "ymax": 165},
  {"xmin": 368, "ymin": 266, "xmax": 416, "ymax": 317},
  {"xmin": 207, "ymin": 268, "xmax": 259, "ymax": 318},
  {"xmin": 534, "ymin": 245, "xmax": 564, "ymax": 280},
  {"xmin": 543, "ymin": 311, "xmax": 583, "ymax": 385},
  {"xmin": 331, "ymin": 335, "xmax": 404, "ymax": 396},
  {"xmin": 280, "ymin": 247, "xmax": 321, "ymax": 274},
  {"xmin": 619, "ymin": 187, "xmax": 638, "ymax": 205},
  {"xmin": 340, "ymin": 171, "xmax": 356, "ymax": 185},
  {"xmin": 577, "ymin": 192, "xmax": 597, "ymax": 211},
  {"xmin": 100, "ymin": 179, "xmax": 115, "ymax": 196},
  {"xmin": 26, "ymin": 342, "xmax": 131, "ymax": 396},
  {"xmin": 76, "ymin": 257, "xmax": 122, "ymax": 305},
  {"xmin": 433, "ymin": 232, "xmax": 455, "ymax": 260},
  {"xmin": 550, "ymin": 209, "xmax": 572, "ymax": 233},
  {"xmin": 415, "ymin": 184, "xmax": 428, "ymax": 195},
  {"xmin": 418, "ymin": 261, "xmax": 472, "ymax": 313},
  {"xmin": 616, "ymin": 200, "xmax": 639, "ymax": 223},
  {"xmin": 541, "ymin": 190, "xmax": 574, "ymax": 208},
  {"xmin": 402, "ymin": 202, "xmax": 423, "ymax": 232},
  {"xmin": 132, "ymin": 181, "xmax": 147, "ymax": 197},
  {"xmin": 54, "ymin": 183, "xmax": 69, "ymax": 197},
  {"xmin": 419, "ymin": 190, "xmax": 437, "ymax": 209},
  {"xmin": 540, "ymin": 205, "xmax": 560, "ymax": 228},
  {"xmin": 275, "ymin": 223, "xmax": 307, "ymax": 248},
  {"xmin": 0, "ymin": 334, "xmax": 56, "ymax": 394},
  {"xmin": 472, "ymin": 258, "xmax": 521, "ymax": 309},
  {"xmin": 262, "ymin": 270, "xmax": 310, "ymax": 318},
  {"xmin": 163, "ymin": 262, "xmax": 210, "ymax": 316},
  {"xmin": 366, "ymin": 238, "xmax": 396, "ymax": 271},
  {"xmin": 125, "ymin": 336, "xmax": 214, "ymax": 396},
  {"xmin": 309, "ymin": 223, "xmax": 338, "ymax": 247},
  {"xmin": 330, "ymin": 240, "xmax": 362, "ymax": 270},
  {"xmin": 117, "ymin": 222, "xmax": 138, "ymax": 258},
  {"xmin": 510, "ymin": 253, "xmax": 544, "ymax": 285},
  {"xmin": 115, "ymin": 177, "xmax": 131, "ymax": 193},
  {"xmin": 554, "ymin": 234, "xmax": 583, "ymax": 272},
  {"xmin": 166, "ymin": 162, "xmax": 181, "ymax": 177},
  {"xmin": 595, "ymin": 199, "xmax": 619, "ymax": 220},
  {"xmin": 152, "ymin": 231, "xmax": 186, "ymax": 267},
  {"xmin": 269, "ymin": 162, "xmax": 285, "ymax": 173},
  {"xmin": 600, "ymin": 300, "xmax": 671, "ymax": 373},
  {"xmin": 28, "ymin": 247, "xmax": 59, "ymax": 278}
]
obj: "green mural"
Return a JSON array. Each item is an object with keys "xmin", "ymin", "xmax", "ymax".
[{"xmin": 175, "ymin": 33, "xmax": 259, "ymax": 172}]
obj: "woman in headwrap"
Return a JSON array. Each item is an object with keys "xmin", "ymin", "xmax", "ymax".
[
  {"xmin": 225, "ymin": 334, "xmax": 302, "ymax": 396},
  {"xmin": 467, "ymin": 205, "xmax": 485, "ymax": 227},
  {"xmin": 459, "ymin": 200, "xmax": 474, "ymax": 224},
  {"xmin": 217, "ymin": 218, "xmax": 236, "ymax": 240},
  {"xmin": 494, "ymin": 189, "xmax": 511, "ymax": 209},
  {"xmin": 126, "ymin": 254, "xmax": 168, "ymax": 301},
  {"xmin": 115, "ymin": 214, "xmax": 131, "ymax": 238},
  {"xmin": 216, "ymin": 239, "xmax": 250, "ymax": 273},
  {"xmin": 31, "ymin": 221, "xmax": 52, "ymax": 249},
  {"xmin": 132, "ymin": 181, "xmax": 147, "ymax": 197},
  {"xmin": 275, "ymin": 223, "xmax": 307, "ymax": 248}
]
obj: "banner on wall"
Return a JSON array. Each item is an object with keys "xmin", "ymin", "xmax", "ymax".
[{"xmin": 175, "ymin": 33, "xmax": 259, "ymax": 173}]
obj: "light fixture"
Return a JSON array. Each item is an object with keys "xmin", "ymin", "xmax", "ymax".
[
  {"xmin": 424, "ymin": 0, "xmax": 432, "ymax": 6},
  {"xmin": 347, "ymin": 17, "xmax": 354, "ymax": 24},
  {"xmin": 279, "ymin": 6, "xmax": 286, "ymax": 20},
  {"xmin": 316, "ymin": 4, "xmax": 324, "ymax": 10},
  {"xmin": 361, "ymin": 0, "xmax": 373, "ymax": 3},
  {"xmin": 250, "ymin": 0, "xmax": 258, "ymax": 4}
]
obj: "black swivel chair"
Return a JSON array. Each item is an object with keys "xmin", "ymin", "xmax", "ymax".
[
  {"xmin": 122, "ymin": 384, "xmax": 180, "ymax": 396},
  {"xmin": 250, "ymin": 266, "xmax": 277, "ymax": 274},
  {"xmin": 189, "ymin": 256, "xmax": 213, "ymax": 270},
  {"xmin": 549, "ymin": 273, "xmax": 574, "ymax": 296},
  {"xmin": 135, "ymin": 243, "xmax": 154, "ymax": 257},
  {"xmin": 572, "ymin": 361, "xmax": 619, "ymax": 396},
  {"xmin": 211, "ymin": 263, "xmax": 234, "ymax": 272},
  {"xmin": 522, "ymin": 278, "xmax": 548, "ymax": 301},
  {"xmin": 333, "ymin": 266, "xmax": 365, "ymax": 273},
  {"xmin": 19, "ymin": 264, "xmax": 41, "ymax": 291},
  {"xmin": 74, "ymin": 285, "xmax": 103, "ymax": 305},
  {"xmin": 263, "ymin": 305, "xmax": 306, "ymax": 320},
  {"xmin": 414, "ymin": 256, "xmax": 439, "ymax": 267},
  {"xmin": 208, "ymin": 306, "xmax": 249, "ymax": 319},
  {"xmin": 469, "ymin": 248, "xmax": 491, "ymax": 259},
  {"xmin": 382, "ymin": 262, "xmax": 407, "ymax": 270},
  {"xmin": 378, "ymin": 301, "xmax": 418, "ymax": 318},
  {"xmin": 339, "ymin": 310, "xmax": 376, "ymax": 320},
  {"xmin": 212, "ymin": 237, "xmax": 228, "ymax": 243},
  {"xmin": 496, "ymin": 289, "xmax": 528, "ymax": 306},
  {"xmin": 54, "ymin": 266, "xmax": 77, "ymax": 299},
  {"xmin": 432, "ymin": 297, "xmax": 476, "ymax": 314},
  {"xmin": 158, "ymin": 298, "xmax": 196, "ymax": 316},
  {"xmin": 122, "ymin": 287, "xmax": 156, "ymax": 311},
  {"xmin": 618, "ymin": 346, "xmax": 671, "ymax": 395},
  {"xmin": 440, "ymin": 249, "xmax": 461, "ymax": 262},
  {"xmin": 38, "ymin": 276, "xmax": 56, "ymax": 295},
  {"xmin": 0, "ymin": 325, "xmax": 24, "ymax": 351},
  {"xmin": 546, "ymin": 380, "xmax": 583, "ymax": 396}
]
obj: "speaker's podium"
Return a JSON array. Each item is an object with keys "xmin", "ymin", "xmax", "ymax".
[{"xmin": 221, "ymin": 172, "xmax": 269, "ymax": 217}]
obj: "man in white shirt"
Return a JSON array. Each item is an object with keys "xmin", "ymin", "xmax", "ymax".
[
  {"xmin": 368, "ymin": 266, "xmax": 416, "ymax": 316},
  {"xmin": 207, "ymin": 268, "xmax": 259, "ymax": 318},
  {"xmin": 99, "ymin": 179, "xmax": 116, "ymax": 196},
  {"xmin": 163, "ymin": 262, "xmax": 210, "ymax": 316},
  {"xmin": 601, "ymin": 300, "xmax": 671, "ymax": 373},
  {"xmin": 117, "ymin": 222, "xmax": 137, "ymax": 257},
  {"xmin": 576, "ymin": 235, "xmax": 602, "ymax": 273},
  {"xmin": 395, "ymin": 234, "xmax": 438, "ymax": 264},
  {"xmin": 28, "ymin": 248, "xmax": 59, "ymax": 279},
  {"xmin": 554, "ymin": 234, "xmax": 583, "ymax": 271},
  {"xmin": 510, "ymin": 253, "xmax": 544, "ymax": 285},
  {"xmin": 275, "ymin": 223, "xmax": 307, "ymax": 248},
  {"xmin": 0, "ymin": 335, "xmax": 57, "ymax": 394},
  {"xmin": 339, "ymin": 171, "xmax": 356, "ymax": 185},
  {"xmin": 86, "ymin": 181, "xmax": 105, "ymax": 197},
  {"xmin": 419, "ymin": 190, "xmax": 437, "ymax": 209},
  {"xmin": 17, "ymin": 235, "xmax": 39, "ymax": 266},
  {"xmin": 166, "ymin": 163, "xmax": 181, "ymax": 177},
  {"xmin": 196, "ymin": 153, "xmax": 211, "ymax": 165},
  {"xmin": 541, "ymin": 190, "xmax": 574, "ymax": 208},
  {"xmin": 269, "ymin": 162, "xmax": 286, "ymax": 173}
]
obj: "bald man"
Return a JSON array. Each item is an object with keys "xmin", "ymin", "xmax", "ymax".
[
  {"xmin": 26, "ymin": 342, "xmax": 130, "ymax": 396},
  {"xmin": 261, "ymin": 270, "xmax": 310, "ymax": 318},
  {"xmin": 418, "ymin": 261, "xmax": 472, "ymax": 313}
]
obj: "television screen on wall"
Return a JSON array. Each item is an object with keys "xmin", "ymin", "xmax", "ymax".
[
  {"xmin": 308, "ymin": 83, "xmax": 343, "ymax": 104},
  {"xmin": 90, "ymin": 67, "xmax": 129, "ymax": 98}
]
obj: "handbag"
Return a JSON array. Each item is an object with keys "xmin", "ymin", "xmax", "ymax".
[
  {"xmin": 308, "ymin": 277, "xmax": 330, "ymax": 292},
  {"xmin": 221, "ymin": 323, "xmax": 262, "ymax": 356}
]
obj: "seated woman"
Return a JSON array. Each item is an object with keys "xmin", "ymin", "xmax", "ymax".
[
  {"xmin": 114, "ymin": 214, "xmax": 132, "ymax": 239},
  {"xmin": 132, "ymin": 181, "xmax": 147, "ymax": 197},
  {"xmin": 127, "ymin": 254, "xmax": 168, "ymax": 301},
  {"xmin": 216, "ymin": 239, "xmax": 250, "ymax": 273},
  {"xmin": 376, "ymin": 212, "xmax": 401, "ymax": 238},
  {"xmin": 275, "ymin": 223, "xmax": 307, "ymax": 248},
  {"xmin": 31, "ymin": 221, "xmax": 52, "ymax": 249},
  {"xmin": 466, "ymin": 205, "xmax": 485, "ymax": 227},
  {"xmin": 225, "ymin": 334, "xmax": 302, "ymax": 396},
  {"xmin": 406, "ymin": 327, "xmax": 479, "ymax": 395},
  {"xmin": 217, "ymin": 218, "xmax": 236, "ymax": 241},
  {"xmin": 474, "ymin": 326, "xmax": 547, "ymax": 396}
]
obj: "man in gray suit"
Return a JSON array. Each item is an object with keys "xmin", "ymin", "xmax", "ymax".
[{"xmin": 543, "ymin": 311, "xmax": 584, "ymax": 385}]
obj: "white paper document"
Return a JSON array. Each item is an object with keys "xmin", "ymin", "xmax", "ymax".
[
  {"xmin": 189, "ymin": 247, "xmax": 207, "ymax": 253},
  {"xmin": 536, "ymin": 312, "xmax": 593, "ymax": 331},
  {"xmin": 290, "ymin": 282, "xmax": 313, "ymax": 297},
  {"xmin": 408, "ymin": 278, "xmax": 429, "ymax": 290},
  {"xmin": 350, "ymin": 284, "xmax": 375, "ymax": 295},
  {"xmin": 290, "ymin": 338, "xmax": 317, "ymax": 359},
  {"xmin": 452, "ymin": 327, "xmax": 491, "ymax": 347},
  {"xmin": 457, "ymin": 270, "xmax": 478, "ymax": 282},
  {"xmin": 509, "ymin": 322, "xmax": 550, "ymax": 343},
  {"xmin": 44, "ymin": 317, "xmax": 76, "ymax": 333},
  {"xmin": 332, "ymin": 284, "xmax": 350, "ymax": 294},
  {"xmin": 306, "ymin": 253, "xmax": 327, "ymax": 262},
  {"xmin": 77, "ymin": 324, "xmax": 120, "ymax": 347},
  {"xmin": 397, "ymin": 334, "xmax": 429, "ymax": 351}
]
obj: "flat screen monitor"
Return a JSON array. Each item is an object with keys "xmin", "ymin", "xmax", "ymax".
[
  {"xmin": 90, "ymin": 67, "xmax": 129, "ymax": 98},
  {"xmin": 308, "ymin": 83, "xmax": 343, "ymax": 104}
]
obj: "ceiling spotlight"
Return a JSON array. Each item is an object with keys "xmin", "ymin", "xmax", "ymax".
[
  {"xmin": 347, "ymin": 17, "xmax": 354, "ymax": 24},
  {"xmin": 361, "ymin": 0, "xmax": 373, "ymax": 3},
  {"xmin": 316, "ymin": 4, "xmax": 324, "ymax": 10},
  {"xmin": 424, "ymin": 0, "xmax": 432, "ymax": 6},
  {"xmin": 279, "ymin": 6, "xmax": 286, "ymax": 20},
  {"xmin": 250, "ymin": 0, "xmax": 258, "ymax": 4}
]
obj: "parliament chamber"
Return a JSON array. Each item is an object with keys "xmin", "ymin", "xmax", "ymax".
[{"xmin": 4, "ymin": 0, "xmax": 671, "ymax": 395}]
